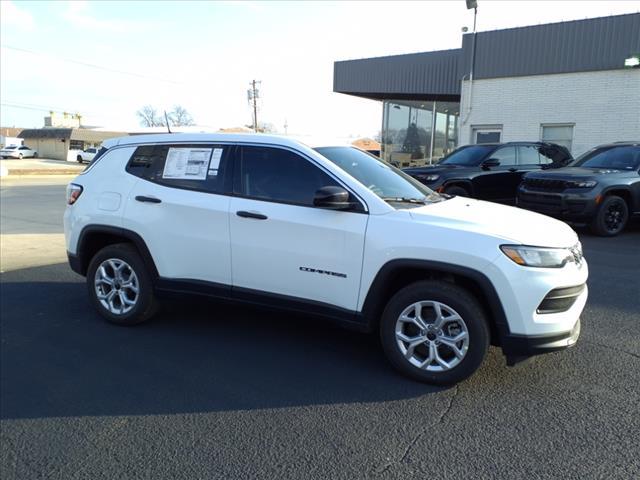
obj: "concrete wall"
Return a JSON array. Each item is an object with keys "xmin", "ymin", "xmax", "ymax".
[
  {"xmin": 459, "ymin": 69, "xmax": 640, "ymax": 156},
  {"xmin": 23, "ymin": 138, "xmax": 69, "ymax": 160}
]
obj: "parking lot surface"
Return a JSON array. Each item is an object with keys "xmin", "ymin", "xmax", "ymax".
[{"xmin": 1, "ymin": 177, "xmax": 639, "ymax": 479}]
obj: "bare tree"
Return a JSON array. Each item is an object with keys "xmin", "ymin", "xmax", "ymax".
[
  {"xmin": 169, "ymin": 105, "xmax": 195, "ymax": 127},
  {"xmin": 136, "ymin": 105, "xmax": 163, "ymax": 127}
]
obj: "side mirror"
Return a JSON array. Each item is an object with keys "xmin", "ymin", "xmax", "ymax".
[
  {"xmin": 481, "ymin": 158, "xmax": 501, "ymax": 169},
  {"xmin": 313, "ymin": 186, "xmax": 352, "ymax": 210}
]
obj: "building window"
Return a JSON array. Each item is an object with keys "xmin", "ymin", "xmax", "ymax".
[
  {"xmin": 381, "ymin": 100, "xmax": 459, "ymax": 167},
  {"xmin": 69, "ymin": 140, "xmax": 84, "ymax": 150},
  {"xmin": 541, "ymin": 124, "xmax": 574, "ymax": 152},
  {"xmin": 471, "ymin": 126, "xmax": 502, "ymax": 144}
]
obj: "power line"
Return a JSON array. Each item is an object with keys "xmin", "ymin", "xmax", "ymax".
[
  {"xmin": 1, "ymin": 45, "xmax": 183, "ymax": 85},
  {"xmin": 1, "ymin": 101, "xmax": 97, "ymax": 116}
]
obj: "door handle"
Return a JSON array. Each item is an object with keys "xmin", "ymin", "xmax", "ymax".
[
  {"xmin": 236, "ymin": 210, "xmax": 267, "ymax": 220},
  {"xmin": 508, "ymin": 168, "xmax": 518, "ymax": 172},
  {"xmin": 135, "ymin": 195, "xmax": 162, "ymax": 204}
]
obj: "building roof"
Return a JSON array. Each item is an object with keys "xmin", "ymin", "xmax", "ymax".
[
  {"xmin": 460, "ymin": 12, "xmax": 640, "ymax": 80},
  {"xmin": 18, "ymin": 128, "xmax": 128, "ymax": 142},
  {"xmin": 19, "ymin": 128, "xmax": 74, "ymax": 139},
  {"xmin": 334, "ymin": 12, "xmax": 640, "ymax": 101},
  {"xmin": 1, "ymin": 127, "xmax": 25, "ymax": 138},
  {"xmin": 334, "ymin": 48, "xmax": 462, "ymax": 101}
]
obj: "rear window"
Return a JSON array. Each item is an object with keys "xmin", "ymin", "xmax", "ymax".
[{"xmin": 126, "ymin": 144, "xmax": 231, "ymax": 194}]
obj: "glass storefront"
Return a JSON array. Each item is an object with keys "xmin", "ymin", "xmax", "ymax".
[{"xmin": 381, "ymin": 100, "xmax": 459, "ymax": 167}]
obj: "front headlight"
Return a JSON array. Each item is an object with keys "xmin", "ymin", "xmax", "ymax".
[
  {"xmin": 417, "ymin": 174, "xmax": 440, "ymax": 182},
  {"xmin": 569, "ymin": 180, "xmax": 597, "ymax": 188},
  {"xmin": 500, "ymin": 245, "xmax": 574, "ymax": 268}
]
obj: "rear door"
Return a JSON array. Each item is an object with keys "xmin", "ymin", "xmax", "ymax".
[
  {"xmin": 228, "ymin": 145, "xmax": 368, "ymax": 312},
  {"xmin": 123, "ymin": 143, "xmax": 233, "ymax": 287}
]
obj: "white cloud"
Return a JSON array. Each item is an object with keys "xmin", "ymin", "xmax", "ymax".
[
  {"xmin": 0, "ymin": 1, "xmax": 35, "ymax": 31},
  {"xmin": 61, "ymin": 0, "xmax": 156, "ymax": 33}
]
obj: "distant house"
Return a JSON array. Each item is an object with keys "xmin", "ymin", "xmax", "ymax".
[
  {"xmin": 351, "ymin": 137, "xmax": 381, "ymax": 156},
  {"xmin": 0, "ymin": 127, "xmax": 24, "ymax": 148},
  {"xmin": 18, "ymin": 128, "xmax": 128, "ymax": 161}
]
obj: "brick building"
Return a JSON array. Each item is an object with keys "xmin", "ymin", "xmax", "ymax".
[{"xmin": 333, "ymin": 13, "xmax": 640, "ymax": 166}]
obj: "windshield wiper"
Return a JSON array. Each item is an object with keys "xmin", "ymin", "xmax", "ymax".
[{"xmin": 381, "ymin": 196, "xmax": 428, "ymax": 204}]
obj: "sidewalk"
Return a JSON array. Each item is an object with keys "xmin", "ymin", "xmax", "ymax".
[{"xmin": 0, "ymin": 158, "xmax": 85, "ymax": 176}]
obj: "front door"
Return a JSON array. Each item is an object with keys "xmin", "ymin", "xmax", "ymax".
[
  {"xmin": 229, "ymin": 145, "xmax": 368, "ymax": 312},
  {"xmin": 473, "ymin": 145, "xmax": 520, "ymax": 202}
]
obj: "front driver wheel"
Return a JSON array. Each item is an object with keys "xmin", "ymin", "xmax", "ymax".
[
  {"xmin": 380, "ymin": 280, "xmax": 489, "ymax": 385},
  {"xmin": 86, "ymin": 243, "xmax": 158, "ymax": 325},
  {"xmin": 444, "ymin": 185, "xmax": 470, "ymax": 197},
  {"xmin": 590, "ymin": 195, "xmax": 628, "ymax": 237}
]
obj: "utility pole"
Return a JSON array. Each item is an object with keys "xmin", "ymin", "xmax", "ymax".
[{"xmin": 247, "ymin": 80, "xmax": 261, "ymax": 132}]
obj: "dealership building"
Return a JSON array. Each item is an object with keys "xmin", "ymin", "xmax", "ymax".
[{"xmin": 333, "ymin": 13, "xmax": 640, "ymax": 166}]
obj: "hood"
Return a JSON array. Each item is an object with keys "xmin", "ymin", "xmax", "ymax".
[
  {"xmin": 526, "ymin": 166, "xmax": 632, "ymax": 181},
  {"xmin": 408, "ymin": 196, "xmax": 577, "ymax": 248}
]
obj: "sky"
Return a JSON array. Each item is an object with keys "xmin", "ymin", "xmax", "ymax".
[{"xmin": 1, "ymin": 0, "xmax": 638, "ymax": 138}]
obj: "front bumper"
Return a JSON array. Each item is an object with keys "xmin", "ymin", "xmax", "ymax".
[
  {"xmin": 517, "ymin": 188, "xmax": 599, "ymax": 223},
  {"xmin": 501, "ymin": 318, "xmax": 581, "ymax": 364}
]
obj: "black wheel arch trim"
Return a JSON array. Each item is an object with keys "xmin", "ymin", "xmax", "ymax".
[
  {"xmin": 73, "ymin": 224, "xmax": 159, "ymax": 280},
  {"xmin": 442, "ymin": 179, "xmax": 474, "ymax": 195},
  {"xmin": 361, "ymin": 258, "xmax": 510, "ymax": 340}
]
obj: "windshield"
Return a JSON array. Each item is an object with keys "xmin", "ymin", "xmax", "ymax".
[
  {"xmin": 439, "ymin": 145, "xmax": 496, "ymax": 166},
  {"xmin": 573, "ymin": 146, "xmax": 640, "ymax": 170},
  {"xmin": 315, "ymin": 147, "xmax": 439, "ymax": 204}
]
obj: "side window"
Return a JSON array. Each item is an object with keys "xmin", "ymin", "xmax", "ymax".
[
  {"xmin": 490, "ymin": 146, "xmax": 517, "ymax": 166},
  {"xmin": 517, "ymin": 145, "xmax": 541, "ymax": 165},
  {"xmin": 537, "ymin": 146, "xmax": 558, "ymax": 165},
  {"xmin": 126, "ymin": 144, "xmax": 230, "ymax": 194},
  {"xmin": 236, "ymin": 146, "xmax": 340, "ymax": 206}
]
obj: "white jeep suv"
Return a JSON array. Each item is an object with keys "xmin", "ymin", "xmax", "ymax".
[{"xmin": 64, "ymin": 133, "xmax": 588, "ymax": 385}]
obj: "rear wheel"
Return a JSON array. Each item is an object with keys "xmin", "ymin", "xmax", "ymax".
[
  {"xmin": 444, "ymin": 185, "xmax": 470, "ymax": 197},
  {"xmin": 590, "ymin": 195, "xmax": 628, "ymax": 237},
  {"xmin": 86, "ymin": 243, "xmax": 158, "ymax": 325},
  {"xmin": 18, "ymin": 153, "xmax": 23, "ymax": 159},
  {"xmin": 77, "ymin": 155, "xmax": 83, "ymax": 163},
  {"xmin": 380, "ymin": 280, "xmax": 489, "ymax": 385}
]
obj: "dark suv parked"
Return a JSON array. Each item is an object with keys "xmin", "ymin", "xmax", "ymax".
[
  {"xmin": 518, "ymin": 142, "xmax": 640, "ymax": 236},
  {"xmin": 404, "ymin": 142, "xmax": 572, "ymax": 204}
]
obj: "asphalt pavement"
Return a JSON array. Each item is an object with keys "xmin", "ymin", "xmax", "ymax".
[{"xmin": 1, "ymin": 177, "xmax": 639, "ymax": 479}]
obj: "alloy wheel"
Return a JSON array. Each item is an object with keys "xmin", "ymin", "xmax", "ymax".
[
  {"xmin": 604, "ymin": 201, "xmax": 626, "ymax": 233},
  {"xmin": 94, "ymin": 258, "xmax": 140, "ymax": 315},
  {"xmin": 395, "ymin": 300, "xmax": 469, "ymax": 372}
]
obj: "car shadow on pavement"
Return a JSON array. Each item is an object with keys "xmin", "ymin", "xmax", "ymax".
[{"xmin": 1, "ymin": 263, "xmax": 447, "ymax": 420}]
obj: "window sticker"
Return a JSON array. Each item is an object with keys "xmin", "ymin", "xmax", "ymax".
[
  {"xmin": 162, "ymin": 148, "xmax": 212, "ymax": 180},
  {"xmin": 208, "ymin": 148, "xmax": 224, "ymax": 177}
]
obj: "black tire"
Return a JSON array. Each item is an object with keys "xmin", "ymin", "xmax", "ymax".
[
  {"xmin": 77, "ymin": 156, "xmax": 83, "ymax": 163},
  {"xmin": 18, "ymin": 153, "xmax": 23, "ymax": 159},
  {"xmin": 380, "ymin": 280, "xmax": 490, "ymax": 385},
  {"xmin": 33, "ymin": 152, "xmax": 38, "ymax": 158},
  {"xmin": 444, "ymin": 185, "xmax": 470, "ymax": 197},
  {"xmin": 590, "ymin": 195, "xmax": 629, "ymax": 237},
  {"xmin": 86, "ymin": 243, "xmax": 158, "ymax": 325}
]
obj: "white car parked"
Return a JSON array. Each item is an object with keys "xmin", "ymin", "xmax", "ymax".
[
  {"xmin": 64, "ymin": 133, "xmax": 588, "ymax": 385},
  {"xmin": 75, "ymin": 147, "xmax": 99, "ymax": 164},
  {"xmin": 0, "ymin": 145, "xmax": 37, "ymax": 159}
]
